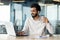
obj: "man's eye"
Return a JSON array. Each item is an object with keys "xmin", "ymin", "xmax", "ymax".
[{"xmin": 32, "ymin": 10, "xmax": 36, "ymax": 12}]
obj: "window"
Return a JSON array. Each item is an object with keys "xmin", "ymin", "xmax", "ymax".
[
  {"xmin": 46, "ymin": 5, "xmax": 57, "ymax": 33},
  {"xmin": 59, "ymin": 5, "xmax": 60, "ymax": 20}
]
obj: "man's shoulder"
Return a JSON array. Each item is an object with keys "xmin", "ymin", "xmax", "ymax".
[
  {"xmin": 40, "ymin": 16, "xmax": 47, "ymax": 19},
  {"xmin": 40, "ymin": 16, "xmax": 48, "ymax": 23}
]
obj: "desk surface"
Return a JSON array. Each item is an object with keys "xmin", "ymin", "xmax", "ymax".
[{"xmin": 0, "ymin": 35, "xmax": 60, "ymax": 40}]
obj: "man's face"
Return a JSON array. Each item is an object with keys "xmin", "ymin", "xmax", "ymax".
[{"xmin": 31, "ymin": 7, "xmax": 38, "ymax": 18}]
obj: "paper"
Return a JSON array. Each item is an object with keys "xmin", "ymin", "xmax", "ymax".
[{"xmin": 30, "ymin": 36, "xmax": 48, "ymax": 38}]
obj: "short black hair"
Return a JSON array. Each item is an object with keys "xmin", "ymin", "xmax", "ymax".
[{"xmin": 31, "ymin": 3, "xmax": 41, "ymax": 11}]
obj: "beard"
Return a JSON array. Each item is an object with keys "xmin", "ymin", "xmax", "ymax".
[{"xmin": 31, "ymin": 13, "xmax": 38, "ymax": 18}]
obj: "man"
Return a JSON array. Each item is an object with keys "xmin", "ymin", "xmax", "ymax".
[{"xmin": 17, "ymin": 3, "xmax": 54, "ymax": 37}]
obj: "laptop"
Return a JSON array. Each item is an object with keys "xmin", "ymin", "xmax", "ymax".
[{"xmin": 0, "ymin": 21, "xmax": 16, "ymax": 37}]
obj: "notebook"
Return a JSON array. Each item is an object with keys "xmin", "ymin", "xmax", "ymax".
[{"xmin": 0, "ymin": 21, "xmax": 16, "ymax": 37}]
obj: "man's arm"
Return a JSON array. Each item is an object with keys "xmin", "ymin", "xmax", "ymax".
[
  {"xmin": 44, "ymin": 17, "xmax": 54, "ymax": 37},
  {"xmin": 17, "ymin": 18, "xmax": 29, "ymax": 36}
]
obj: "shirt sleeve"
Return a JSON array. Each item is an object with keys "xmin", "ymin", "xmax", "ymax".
[
  {"xmin": 46, "ymin": 22, "xmax": 54, "ymax": 34},
  {"xmin": 22, "ymin": 18, "xmax": 29, "ymax": 34},
  {"xmin": 42, "ymin": 16, "xmax": 54, "ymax": 34}
]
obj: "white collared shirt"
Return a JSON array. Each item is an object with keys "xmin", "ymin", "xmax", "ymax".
[{"xmin": 22, "ymin": 16, "xmax": 54, "ymax": 36}]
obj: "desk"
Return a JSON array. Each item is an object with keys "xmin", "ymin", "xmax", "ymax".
[{"xmin": 0, "ymin": 35, "xmax": 60, "ymax": 40}]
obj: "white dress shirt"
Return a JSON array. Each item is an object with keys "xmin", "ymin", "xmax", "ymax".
[{"xmin": 22, "ymin": 16, "xmax": 54, "ymax": 36}]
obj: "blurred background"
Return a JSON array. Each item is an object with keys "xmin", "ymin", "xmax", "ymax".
[{"xmin": 0, "ymin": 0, "xmax": 60, "ymax": 34}]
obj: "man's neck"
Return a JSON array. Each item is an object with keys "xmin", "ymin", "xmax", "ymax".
[{"xmin": 33, "ymin": 15, "xmax": 40, "ymax": 21}]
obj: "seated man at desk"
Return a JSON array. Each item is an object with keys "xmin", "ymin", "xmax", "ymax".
[{"xmin": 17, "ymin": 3, "xmax": 54, "ymax": 37}]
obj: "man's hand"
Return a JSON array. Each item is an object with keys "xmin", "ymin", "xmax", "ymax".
[
  {"xmin": 17, "ymin": 31, "xmax": 25, "ymax": 36},
  {"xmin": 49, "ymin": 34, "xmax": 53, "ymax": 37}
]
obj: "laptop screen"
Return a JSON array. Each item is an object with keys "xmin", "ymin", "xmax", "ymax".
[{"xmin": 0, "ymin": 25, "xmax": 7, "ymax": 34}]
